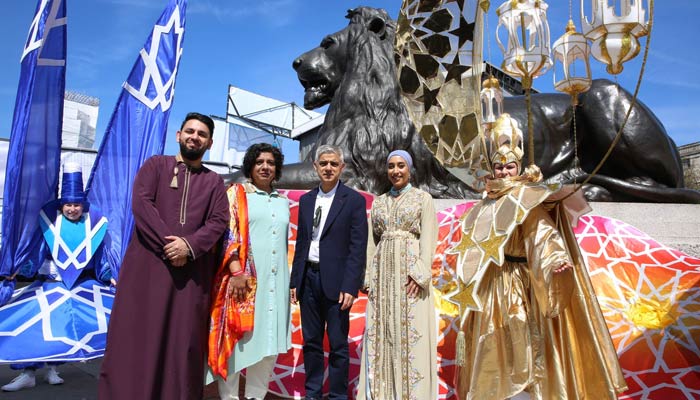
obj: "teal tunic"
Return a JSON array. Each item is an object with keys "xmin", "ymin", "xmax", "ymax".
[{"xmin": 229, "ymin": 186, "xmax": 291, "ymax": 373}]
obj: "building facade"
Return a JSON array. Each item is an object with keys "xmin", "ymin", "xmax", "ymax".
[
  {"xmin": 62, "ymin": 91, "xmax": 99, "ymax": 149},
  {"xmin": 679, "ymin": 141, "xmax": 700, "ymax": 190}
]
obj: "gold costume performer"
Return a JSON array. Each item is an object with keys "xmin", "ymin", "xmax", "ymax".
[{"xmin": 452, "ymin": 114, "xmax": 627, "ymax": 400}]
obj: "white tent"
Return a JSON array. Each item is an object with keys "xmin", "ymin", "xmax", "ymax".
[
  {"xmin": 208, "ymin": 86, "xmax": 324, "ymax": 167},
  {"xmin": 226, "ymin": 86, "xmax": 321, "ymax": 139}
]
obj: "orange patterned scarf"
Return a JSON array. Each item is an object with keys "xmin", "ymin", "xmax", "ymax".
[{"xmin": 208, "ymin": 183, "xmax": 257, "ymax": 379}]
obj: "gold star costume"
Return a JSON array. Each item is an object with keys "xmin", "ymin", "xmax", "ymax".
[
  {"xmin": 394, "ymin": 0, "xmax": 627, "ymax": 394},
  {"xmin": 449, "ymin": 115, "xmax": 627, "ymax": 399}
]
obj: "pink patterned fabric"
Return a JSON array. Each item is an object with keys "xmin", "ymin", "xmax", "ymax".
[{"xmin": 266, "ymin": 192, "xmax": 700, "ymax": 400}]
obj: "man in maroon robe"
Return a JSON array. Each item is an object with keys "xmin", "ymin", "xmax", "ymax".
[{"xmin": 98, "ymin": 112, "xmax": 230, "ymax": 399}]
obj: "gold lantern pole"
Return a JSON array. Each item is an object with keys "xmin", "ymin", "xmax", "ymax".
[
  {"xmin": 480, "ymin": 8, "xmax": 503, "ymax": 178},
  {"xmin": 552, "ymin": 19, "xmax": 592, "ymax": 106},
  {"xmin": 566, "ymin": 0, "xmax": 654, "ymax": 196},
  {"xmin": 552, "ymin": 0, "xmax": 592, "ymax": 184},
  {"xmin": 496, "ymin": 0, "xmax": 552, "ymax": 170}
]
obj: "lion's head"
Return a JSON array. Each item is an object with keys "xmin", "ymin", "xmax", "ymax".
[
  {"xmin": 293, "ymin": 7, "xmax": 475, "ymax": 198},
  {"xmin": 294, "ymin": 7, "xmax": 393, "ymax": 110}
]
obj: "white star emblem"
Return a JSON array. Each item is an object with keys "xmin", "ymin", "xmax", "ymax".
[
  {"xmin": 124, "ymin": 5, "xmax": 184, "ymax": 111},
  {"xmin": 22, "ymin": 0, "xmax": 66, "ymax": 66}
]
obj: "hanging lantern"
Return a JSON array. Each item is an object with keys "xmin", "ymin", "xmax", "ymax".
[
  {"xmin": 581, "ymin": 0, "xmax": 650, "ymax": 75},
  {"xmin": 496, "ymin": 0, "xmax": 552, "ymax": 90},
  {"xmin": 480, "ymin": 75, "xmax": 504, "ymax": 128},
  {"xmin": 552, "ymin": 20, "xmax": 592, "ymax": 105}
]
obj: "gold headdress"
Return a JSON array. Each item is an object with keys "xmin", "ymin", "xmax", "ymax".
[{"xmin": 488, "ymin": 113, "xmax": 524, "ymax": 172}]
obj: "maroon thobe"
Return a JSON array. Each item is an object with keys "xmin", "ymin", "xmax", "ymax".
[{"xmin": 98, "ymin": 155, "xmax": 229, "ymax": 400}]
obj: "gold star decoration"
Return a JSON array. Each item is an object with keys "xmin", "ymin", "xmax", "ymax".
[
  {"xmin": 450, "ymin": 226, "xmax": 476, "ymax": 255},
  {"xmin": 445, "ymin": 278, "xmax": 481, "ymax": 324},
  {"xmin": 477, "ymin": 223, "xmax": 508, "ymax": 268},
  {"xmin": 448, "ymin": 225, "xmax": 476, "ymax": 274}
]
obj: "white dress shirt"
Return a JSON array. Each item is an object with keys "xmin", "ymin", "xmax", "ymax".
[{"xmin": 307, "ymin": 181, "xmax": 339, "ymax": 263}]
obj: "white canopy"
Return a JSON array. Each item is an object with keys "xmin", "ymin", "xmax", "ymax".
[{"xmin": 227, "ymin": 86, "xmax": 322, "ymax": 138}]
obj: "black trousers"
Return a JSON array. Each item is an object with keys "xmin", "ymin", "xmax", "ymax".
[{"xmin": 299, "ymin": 266, "xmax": 350, "ymax": 400}]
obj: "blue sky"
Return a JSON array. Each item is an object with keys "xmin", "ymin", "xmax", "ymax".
[{"xmin": 0, "ymin": 0, "xmax": 698, "ymax": 164}]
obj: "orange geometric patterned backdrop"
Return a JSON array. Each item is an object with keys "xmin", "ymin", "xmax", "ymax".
[{"xmin": 269, "ymin": 190, "xmax": 700, "ymax": 399}]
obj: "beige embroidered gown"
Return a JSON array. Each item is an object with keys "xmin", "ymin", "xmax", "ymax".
[{"xmin": 358, "ymin": 187, "xmax": 438, "ymax": 400}]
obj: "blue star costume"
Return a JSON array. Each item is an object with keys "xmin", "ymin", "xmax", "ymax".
[{"xmin": 0, "ymin": 165, "xmax": 114, "ymax": 364}]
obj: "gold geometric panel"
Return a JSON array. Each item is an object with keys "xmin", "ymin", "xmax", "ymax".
[
  {"xmin": 518, "ymin": 183, "xmax": 557, "ymax": 209},
  {"xmin": 395, "ymin": 0, "xmax": 491, "ymax": 191},
  {"xmin": 471, "ymin": 202, "xmax": 493, "ymax": 242},
  {"xmin": 494, "ymin": 196, "xmax": 517, "ymax": 233},
  {"xmin": 455, "ymin": 181, "xmax": 563, "ymax": 272}
]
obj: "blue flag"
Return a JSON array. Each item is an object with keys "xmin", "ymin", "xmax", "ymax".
[
  {"xmin": 86, "ymin": 0, "xmax": 187, "ymax": 279},
  {"xmin": 0, "ymin": 0, "xmax": 67, "ymax": 303}
]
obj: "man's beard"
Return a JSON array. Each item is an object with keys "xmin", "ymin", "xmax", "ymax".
[{"xmin": 179, "ymin": 141, "xmax": 207, "ymax": 161}]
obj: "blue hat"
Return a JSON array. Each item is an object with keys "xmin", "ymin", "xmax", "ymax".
[{"xmin": 59, "ymin": 162, "xmax": 87, "ymax": 205}]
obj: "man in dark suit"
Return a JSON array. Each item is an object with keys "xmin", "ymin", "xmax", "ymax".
[{"xmin": 290, "ymin": 144, "xmax": 368, "ymax": 400}]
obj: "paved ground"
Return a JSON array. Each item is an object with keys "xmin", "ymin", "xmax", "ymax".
[
  {"xmin": 0, "ymin": 360, "xmax": 101, "ymax": 400},
  {"xmin": 0, "ymin": 282, "xmax": 286, "ymax": 399},
  {"xmin": 0, "ymin": 281, "xmax": 298, "ymax": 399},
  {"xmin": 0, "ymin": 359, "xmax": 291, "ymax": 399},
  {"xmin": 0, "ymin": 359, "xmax": 220, "ymax": 399}
]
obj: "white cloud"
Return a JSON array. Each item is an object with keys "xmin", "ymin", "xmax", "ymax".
[
  {"xmin": 650, "ymin": 104, "xmax": 700, "ymax": 145},
  {"xmin": 98, "ymin": 0, "xmax": 161, "ymax": 8},
  {"xmin": 649, "ymin": 48, "xmax": 699, "ymax": 72},
  {"xmin": 188, "ymin": 0, "xmax": 298, "ymax": 27},
  {"xmin": 643, "ymin": 75, "xmax": 700, "ymax": 91}
]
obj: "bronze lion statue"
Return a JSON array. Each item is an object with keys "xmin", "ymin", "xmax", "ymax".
[
  {"xmin": 277, "ymin": 6, "xmax": 700, "ymax": 203},
  {"xmin": 280, "ymin": 7, "xmax": 475, "ymax": 198}
]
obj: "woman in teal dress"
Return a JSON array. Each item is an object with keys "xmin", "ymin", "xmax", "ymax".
[{"xmin": 209, "ymin": 143, "xmax": 291, "ymax": 399}]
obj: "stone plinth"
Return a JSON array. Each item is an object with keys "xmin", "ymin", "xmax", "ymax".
[{"xmin": 434, "ymin": 199, "xmax": 700, "ymax": 258}]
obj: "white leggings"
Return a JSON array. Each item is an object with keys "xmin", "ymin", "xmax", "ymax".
[
  {"xmin": 216, "ymin": 355, "xmax": 277, "ymax": 400},
  {"xmin": 509, "ymin": 391, "xmax": 531, "ymax": 400}
]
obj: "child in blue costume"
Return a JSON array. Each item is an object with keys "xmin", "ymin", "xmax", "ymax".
[{"xmin": 0, "ymin": 162, "xmax": 114, "ymax": 392}]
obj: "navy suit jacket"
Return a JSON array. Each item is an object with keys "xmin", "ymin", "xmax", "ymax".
[{"xmin": 290, "ymin": 181, "xmax": 368, "ymax": 300}]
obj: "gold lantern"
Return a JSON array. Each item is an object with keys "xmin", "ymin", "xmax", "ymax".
[
  {"xmin": 496, "ymin": 0, "xmax": 552, "ymax": 90},
  {"xmin": 480, "ymin": 75, "xmax": 504, "ymax": 129},
  {"xmin": 496, "ymin": 0, "xmax": 552, "ymax": 167},
  {"xmin": 581, "ymin": 0, "xmax": 650, "ymax": 75},
  {"xmin": 552, "ymin": 20, "xmax": 592, "ymax": 105}
]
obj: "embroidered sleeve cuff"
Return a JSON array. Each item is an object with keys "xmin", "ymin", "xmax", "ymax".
[
  {"xmin": 408, "ymin": 271, "xmax": 430, "ymax": 289},
  {"xmin": 181, "ymin": 237, "xmax": 195, "ymax": 260}
]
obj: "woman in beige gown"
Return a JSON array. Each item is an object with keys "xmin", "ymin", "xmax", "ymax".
[
  {"xmin": 453, "ymin": 114, "xmax": 627, "ymax": 400},
  {"xmin": 358, "ymin": 150, "xmax": 438, "ymax": 400}
]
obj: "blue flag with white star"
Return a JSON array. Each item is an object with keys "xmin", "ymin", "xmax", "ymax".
[
  {"xmin": 0, "ymin": 0, "xmax": 67, "ymax": 303},
  {"xmin": 86, "ymin": 0, "xmax": 187, "ymax": 279}
]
